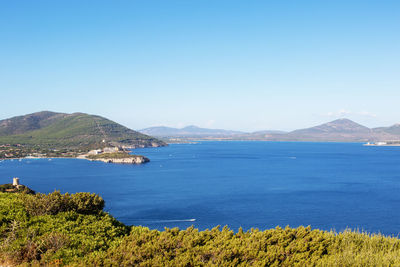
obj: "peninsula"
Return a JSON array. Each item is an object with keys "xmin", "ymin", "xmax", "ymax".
[{"xmin": 84, "ymin": 151, "xmax": 150, "ymax": 164}]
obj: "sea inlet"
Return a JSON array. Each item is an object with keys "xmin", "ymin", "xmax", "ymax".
[{"xmin": 1, "ymin": 141, "xmax": 400, "ymax": 235}]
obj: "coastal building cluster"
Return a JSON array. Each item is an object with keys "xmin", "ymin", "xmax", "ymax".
[
  {"xmin": 87, "ymin": 146, "xmax": 122, "ymax": 155},
  {"xmin": 364, "ymin": 141, "xmax": 400, "ymax": 146}
]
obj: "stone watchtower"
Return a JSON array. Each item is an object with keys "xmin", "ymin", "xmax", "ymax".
[{"xmin": 13, "ymin": 177, "xmax": 20, "ymax": 186}]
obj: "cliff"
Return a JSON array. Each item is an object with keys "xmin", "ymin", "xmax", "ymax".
[
  {"xmin": 90, "ymin": 156, "xmax": 150, "ymax": 164},
  {"xmin": 86, "ymin": 152, "xmax": 150, "ymax": 164}
]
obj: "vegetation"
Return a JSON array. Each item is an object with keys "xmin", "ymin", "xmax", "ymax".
[
  {"xmin": 22, "ymin": 191, "xmax": 105, "ymax": 216},
  {"xmin": 0, "ymin": 111, "xmax": 167, "ymax": 159},
  {"xmin": 0, "ymin": 144, "xmax": 81, "ymax": 159},
  {"xmin": 87, "ymin": 152, "xmax": 143, "ymax": 160},
  {"xmin": 1, "ymin": 189, "xmax": 400, "ymax": 266},
  {"xmin": 0, "ymin": 191, "xmax": 128, "ymax": 266},
  {"xmin": 0, "ymin": 184, "xmax": 35, "ymax": 194}
]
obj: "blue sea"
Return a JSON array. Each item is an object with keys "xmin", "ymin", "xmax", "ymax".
[{"xmin": 1, "ymin": 142, "xmax": 400, "ymax": 235}]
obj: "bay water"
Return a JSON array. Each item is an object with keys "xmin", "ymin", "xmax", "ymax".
[{"xmin": 1, "ymin": 142, "xmax": 400, "ymax": 235}]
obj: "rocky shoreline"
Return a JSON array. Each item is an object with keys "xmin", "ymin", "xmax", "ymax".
[
  {"xmin": 82, "ymin": 149, "xmax": 151, "ymax": 164},
  {"xmin": 0, "ymin": 155, "xmax": 150, "ymax": 165},
  {"xmin": 87, "ymin": 155, "xmax": 150, "ymax": 164}
]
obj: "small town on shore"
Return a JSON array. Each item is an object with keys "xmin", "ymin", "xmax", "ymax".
[{"xmin": 364, "ymin": 141, "xmax": 400, "ymax": 146}]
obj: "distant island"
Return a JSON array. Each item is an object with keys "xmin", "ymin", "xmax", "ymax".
[
  {"xmin": 0, "ymin": 111, "xmax": 167, "ymax": 162},
  {"xmin": 140, "ymin": 119, "xmax": 400, "ymax": 143}
]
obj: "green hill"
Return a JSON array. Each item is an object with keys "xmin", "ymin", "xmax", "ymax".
[{"xmin": 0, "ymin": 111, "xmax": 166, "ymax": 150}]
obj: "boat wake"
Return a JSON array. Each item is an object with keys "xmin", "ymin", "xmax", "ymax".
[{"xmin": 132, "ymin": 218, "xmax": 196, "ymax": 223}]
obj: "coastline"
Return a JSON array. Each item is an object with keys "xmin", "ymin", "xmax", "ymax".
[
  {"xmin": 364, "ymin": 144, "xmax": 400, "ymax": 147},
  {"xmin": 0, "ymin": 155, "xmax": 149, "ymax": 164},
  {"xmin": 1, "ymin": 156, "xmax": 77, "ymax": 160}
]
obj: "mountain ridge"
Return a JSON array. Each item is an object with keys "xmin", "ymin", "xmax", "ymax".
[
  {"xmin": 139, "ymin": 125, "xmax": 244, "ymax": 137},
  {"xmin": 289, "ymin": 119, "xmax": 371, "ymax": 134},
  {"xmin": 141, "ymin": 119, "xmax": 400, "ymax": 142}
]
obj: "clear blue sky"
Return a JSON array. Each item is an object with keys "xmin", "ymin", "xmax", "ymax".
[{"xmin": 1, "ymin": 0, "xmax": 399, "ymax": 131}]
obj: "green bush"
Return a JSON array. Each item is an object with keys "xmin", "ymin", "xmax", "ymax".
[
  {"xmin": 71, "ymin": 192, "xmax": 105, "ymax": 215},
  {"xmin": 0, "ymin": 192, "xmax": 127, "ymax": 266},
  {"xmin": 2, "ymin": 191, "xmax": 400, "ymax": 266},
  {"xmin": 22, "ymin": 191, "xmax": 104, "ymax": 216}
]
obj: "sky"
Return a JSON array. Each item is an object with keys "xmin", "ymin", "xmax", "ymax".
[{"xmin": 0, "ymin": 0, "xmax": 399, "ymax": 132}]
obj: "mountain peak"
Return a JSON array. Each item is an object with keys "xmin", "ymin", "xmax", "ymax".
[
  {"xmin": 289, "ymin": 118, "xmax": 371, "ymax": 137},
  {"xmin": 329, "ymin": 118, "xmax": 358, "ymax": 124},
  {"xmin": 182, "ymin": 125, "xmax": 200, "ymax": 130},
  {"xmin": 321, "ymin": 118, "xmax": 370, "ymax": 131}
]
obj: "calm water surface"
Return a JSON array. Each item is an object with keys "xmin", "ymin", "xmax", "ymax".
[{"xmin": 1, "ymin": 142, "xmax": 400, "ymax": 235}]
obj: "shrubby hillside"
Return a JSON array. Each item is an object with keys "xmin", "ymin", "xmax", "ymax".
[
  {"xmin": 0, "ymin": 111, "xmax": 166, "ymax": 149},
  {"xmin": 1, "ymin": 190, "xmax": 400, "ymax": 266}
]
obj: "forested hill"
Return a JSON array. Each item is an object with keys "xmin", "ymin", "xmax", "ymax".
[{"xmin": 0, "ymin": 111, "xmax": 166, "ymax": 149}]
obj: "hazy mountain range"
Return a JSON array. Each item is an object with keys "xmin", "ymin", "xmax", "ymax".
[
  {"xmin": 1, "ymin": 112, "xmax": 399, "ymax": 145},
  {"xmin": 140, "ymin": 125, "xmax": 244, "ymax": 137},
  {"xmin": 140, "ymin": 119, "xmax": 400, "ymax": 142}
]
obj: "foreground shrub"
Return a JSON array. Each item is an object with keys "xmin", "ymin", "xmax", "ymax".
[
  {"xmin": 71, "ymin": 192, "xmax": 105, "ymax": 215},
  {"xmin": 79, "ymin": 226, "xmax": 400, "ymax": 267},
  {"xmin": 81, "ymin": 226, "xmax": 337, "ymax": 266},
  {"xmin": 2, "ymin": 191, "xmax": 400, "ymax": 266},
  {"xmin": 22, "ymin": 191, "xmax": 104, "ymax": 216},
  {"xmin": 0, "ymin": 192, "xmax": 126, "ymax": 266}
]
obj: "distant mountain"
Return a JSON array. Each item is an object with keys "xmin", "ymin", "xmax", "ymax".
[
  {"xmin": 258, "ymin": 119, "xmax": 400, "ymax": 142},
  {"xmin": 143, "ymin": 119, "xmax": 400, "ymax": 142},
  {"xmin": 373, "ymin": 124, "xmax": 400, "ymax": 136},
  {"xmin": 280, "ymin": 119, "xmax": 373, "ymax": 141},
  {"xmin": 251, "ymin": 130, "xmax": 288, "ymax": 135},
  {"xmin": 139, "ymin": 125, "xmax": 244, "ymax": 137},
  {"xmin": 291, "ymin": 119, "xmax": 370, "ymax": 134},
  {"xmin": 138, "ymin": 126, "xmax": 186, "ymax": 137},
  {"xmin": 0, "ymin": 111, "xmax": 166, "ymax": 149}
]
